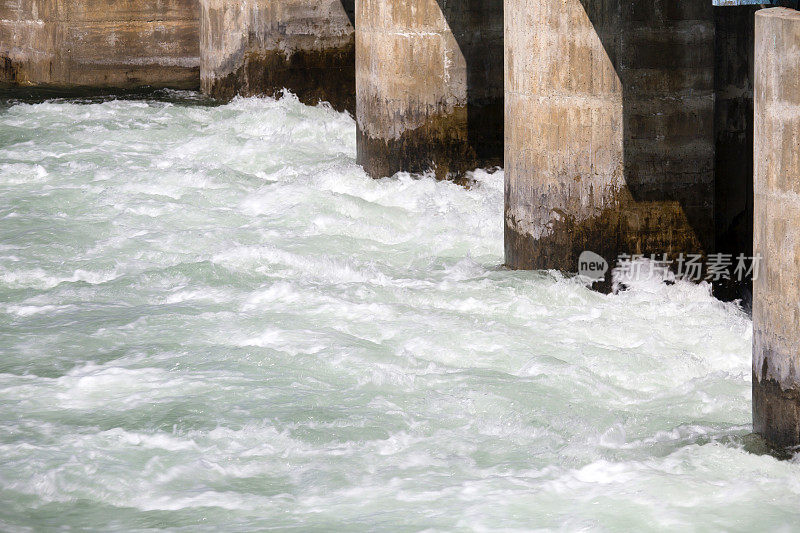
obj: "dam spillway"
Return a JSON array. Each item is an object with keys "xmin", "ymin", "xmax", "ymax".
[{"xmin": 1, "ymin": 0, "xmax": 800, "ymax": 465}]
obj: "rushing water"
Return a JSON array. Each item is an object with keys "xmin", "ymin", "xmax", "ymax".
[{"xmin": 0, "ymin": 92, "xmax": 794, "ymax": 531}]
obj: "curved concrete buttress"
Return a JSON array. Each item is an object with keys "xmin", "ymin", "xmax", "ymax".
[
  {"xmin": 504, "ymin": 0, "xmax": 715, "ymax": 279},
  {"xmin": 355, "ymin": 0, "xmax": 503, "ymax": 180}
]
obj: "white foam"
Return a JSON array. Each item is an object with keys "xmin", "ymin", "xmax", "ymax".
[{"xmin": 0, "ymin": 93, "xmax": 767, "ymax": 531}]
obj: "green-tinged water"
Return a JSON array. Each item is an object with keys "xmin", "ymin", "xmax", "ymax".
[{"xmin": 0, "ymin": 92, "xmax": 791, "ymax": 532}]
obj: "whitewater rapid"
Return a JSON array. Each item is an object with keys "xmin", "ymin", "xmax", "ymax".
[{"xmin": 0, "ymin": 92, "xmax": 794, "ymax": 531}]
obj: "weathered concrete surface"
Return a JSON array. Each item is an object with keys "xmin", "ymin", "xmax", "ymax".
[
  {"xmin": 356, "ymin": 0, "xmax": 503, "ymax": 180},
  {"xmin": 0, "ymin": 0, "xmax": 200, "ymax": 89},
  {"xmin": 504, "ymin": 0, "xmax": 715, "ymax": 275},
  {"xmin": 713, "ymin": 6, "xmax": 757, "ymax": 304},
  {"xmin": 200, "ymin": 0, "xmax": 355, "ymax": 113},
  {"xmin": 753, "ymin": 7, "xmax": 800, "ymax": 449}
]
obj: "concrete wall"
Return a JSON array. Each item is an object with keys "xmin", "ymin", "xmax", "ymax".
[
  {"xmin": 714, "ymin": 6, "xmax": 757, "ymax": 304},
  {"xmin": 504, "ymin": 0, "xmax": 715, "ymax": 276},
  {"xmin": 200, "ymin": 0, "xmax": 355, "ymax": 113},
  {"xmin": 0, "ymin": 0, "xmax": 200, "ymax": 89},
  {"xmin": 753, "ymin": 7, "xmax": 800, "ymax": 448},
  {"xmin": 356, "ymin": 0, "xmax": 503, "ymax": 180}
]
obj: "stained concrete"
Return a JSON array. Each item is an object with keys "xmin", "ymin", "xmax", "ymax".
[
  {"xmin": 200, "ymin": 0, "xmax": 355, "ymax": 113},
  {"xmin": 753, "ymin": 7, "xmax": 800, "ymax": 449},
  {"xmin": 504, "ymin": 0, "xmax": 715, "ymax": 278},
  {"xmin": 0, "ymin": 0, "xmax": 200, "ymax": 89},
  {"xmin": 355, "ymin": 0, "xmax": 503, "ymax": 180}
]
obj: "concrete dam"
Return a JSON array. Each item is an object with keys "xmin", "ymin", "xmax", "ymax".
[{"xmin": 1, "ymin": 0, "xmax": 799, "ymax": 451}]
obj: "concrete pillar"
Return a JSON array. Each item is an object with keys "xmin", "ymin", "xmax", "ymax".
[
  {"xmin": 0, "ymin": 0, "xmax": 199, "ymax": 89},
  {"xmin": 200, "ymin": 0, "xmax": 355, "ymax": 113},
  {"xmin": 504, "ymin": 0, "xmax": 715, "ymax": 274},
  {"xmin": 355, "ymin": 0, "xmax": 503, "ymax": 180},
  {"xmin": 753, "ymin": 7, "xmax": 800, "ymax": 449}
]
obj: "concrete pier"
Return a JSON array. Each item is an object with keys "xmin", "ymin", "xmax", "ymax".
[
  {"xmin": 200, "ymin": 0, "xmax": 355, "ymax": 112},
  {"xmin": 753, "ymin": 7, "xmax": 800, "ymax": 449},
  {"xmin": 504, "ymin": 0, "xmax": 715, "ymax": 273},
  {"xmin": 0, "ymin": 0, "xmax": 199, "ymax": 89},
  {"xmin": 356, "ymin": 0, "xmax": 503, "ymax": 179}
]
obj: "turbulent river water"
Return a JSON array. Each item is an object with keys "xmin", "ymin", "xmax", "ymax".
[{"xmin": 0, "ymin": 92, "xmax": 795, "ymax": 531}]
